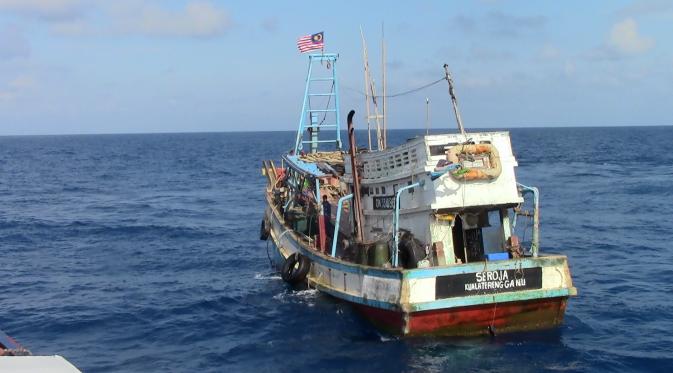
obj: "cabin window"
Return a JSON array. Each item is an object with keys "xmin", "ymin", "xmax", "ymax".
[
  {"xmin": 429, "ymin": 142, "xmax": 458, "ymax": 156},
  {"xmin": 429, "ymin": 145, "xmax": 447, "ymax": 156}
]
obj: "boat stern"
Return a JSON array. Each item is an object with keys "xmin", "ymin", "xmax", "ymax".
[{"xmin": 398, "ymin": 255, "xmax": 576, "ymax": 336}]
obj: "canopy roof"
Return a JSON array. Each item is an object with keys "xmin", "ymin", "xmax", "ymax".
[{"xmin": 282, "ymin": 154, "xmax": 328, "ymax": 178}]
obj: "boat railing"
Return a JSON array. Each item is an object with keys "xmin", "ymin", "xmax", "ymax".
[
  {"xmin": 393, "ymin": 180, "xmax": 424, "ymax": 267},
  {"xmin": 331, "ymin": 193, "xmax": 353, "ymax": 257},
  {"xmin": 516, "ymin": 183, "xmax": 540, "ymax": 257}
]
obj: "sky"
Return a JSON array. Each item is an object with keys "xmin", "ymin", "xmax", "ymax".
[{"xmin": 0, "ymin": 0, "xmax": 671, "ymax": 135}]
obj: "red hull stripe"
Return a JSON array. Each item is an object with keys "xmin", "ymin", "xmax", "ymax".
[{"xmin": 355, "ymin": 297, "xmax": 568, "ymax": 337}]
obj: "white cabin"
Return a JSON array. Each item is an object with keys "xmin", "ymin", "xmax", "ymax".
[{"xmin": 344, "ymin": 131, "xmax": 523, "ymax": 266}]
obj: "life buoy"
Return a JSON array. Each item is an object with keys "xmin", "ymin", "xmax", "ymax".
[
  {"xmin": 446, "ymin": 143, "xmax": 502, "ymax": 181},
  {"xmin": 281, "ymin": 253, "xmax": 311, "ymax": 284},
  {"xmin": 259, "ymin": 218, "xmax": 270, "ymax": 241}
]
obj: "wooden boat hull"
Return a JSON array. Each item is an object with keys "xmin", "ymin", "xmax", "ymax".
[
  {"xmin": 265, "ymin": 201, "xmax": 576, "ymax": 337},
  {"xmin": 355, "ymin": 296, "xmax": 567, "ymax": 337}
]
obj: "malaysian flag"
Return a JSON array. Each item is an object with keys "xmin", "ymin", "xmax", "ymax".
[{"xmin": 297, "ymin": 32, "xmax": 324, "ymax": 53}]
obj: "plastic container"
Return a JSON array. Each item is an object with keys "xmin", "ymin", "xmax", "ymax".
[
  {"xmin": 368, "ymin": 241, "xmax": 390, "ymax": 267},
  {"xmin": 486, "ymin": 252, "xmax": 510, "ymax": 261}
]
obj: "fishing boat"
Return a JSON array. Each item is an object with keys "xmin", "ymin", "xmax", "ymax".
[{"xmin": 261, "ymin": 52, "xmax": 577, "ymax": 337}]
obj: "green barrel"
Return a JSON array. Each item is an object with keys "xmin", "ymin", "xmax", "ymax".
[
  {"xmin": 293, "ymin": 217, "xmax": 307, "ymax": 234},
  {"xmin": 357, "ymin": 244, "xmax": 369, "ymax": 265},
  {"xmin": 368, "ymin": 241, "xmax": 390, "ymax": 267}
]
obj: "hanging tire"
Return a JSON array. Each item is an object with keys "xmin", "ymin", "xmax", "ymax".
[
  {"xmin": 398, "ymin": 232, "xmax": 426, "ymax": 269},
  {"xmin": 260, "ymin": 219, "xmax": 270, "ymax": 241},
  {"xmin": 281, "ymin": 253, "xmax": 311, "ymax": 284}
]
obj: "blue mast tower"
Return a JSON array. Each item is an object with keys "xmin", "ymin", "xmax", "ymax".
[{"xmin": 293, "ymin": 53, "xmax": 342, "ymax": 154}]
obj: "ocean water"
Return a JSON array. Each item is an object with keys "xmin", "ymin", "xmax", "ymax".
[{"xmin": 0, "ymin": 126, "xmax": 671, "ymax": 372}]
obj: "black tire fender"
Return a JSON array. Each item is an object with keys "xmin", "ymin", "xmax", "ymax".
[
  {"xmin": 260, "ymin": 218, "xmax": 270, "ymax": 241},
  {"xmin": 398, "ymin": 232, "xmax": 426, "ymax": 269},
  {"xmin": 281, "ymin": 253, "xmax": 311, "ymax": 284}
]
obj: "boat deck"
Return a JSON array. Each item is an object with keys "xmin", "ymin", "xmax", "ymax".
[{"xmin": 0, "ymin": 356, "xmax": 82, "ymax": 373}]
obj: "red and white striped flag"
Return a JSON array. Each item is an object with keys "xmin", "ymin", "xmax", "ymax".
[{"xmin": 297, "ymin": 32, "xmax": 324, "ymax": 53}]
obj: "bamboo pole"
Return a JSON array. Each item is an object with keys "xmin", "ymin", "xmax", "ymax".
[
  {"xmin": 381, "ymin": 22, "xmax": 387, "ymax": 149},
  {"xmin": 361, "ymin": 27, "xmax": 383, "ymax": 151},
  {"xmin": 360, "ymin": 27, "xmax": 373, "ymax": 151}
]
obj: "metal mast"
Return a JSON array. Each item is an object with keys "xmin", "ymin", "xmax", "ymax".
[{"xmin": 293, "ymin": 53, "xmax": 343, "ymax": 154}]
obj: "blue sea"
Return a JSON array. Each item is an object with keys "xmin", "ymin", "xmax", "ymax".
[{"xmin": 0, "ymin": 126, "xmax": 672, "ymax": 372}]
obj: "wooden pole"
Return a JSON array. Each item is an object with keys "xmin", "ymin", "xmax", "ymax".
[{"xmin": 444, "ymin": 64, "xmax": 466, "ymax": 135}]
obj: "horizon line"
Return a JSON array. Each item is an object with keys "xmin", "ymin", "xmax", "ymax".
[{"xmin": 0, "ymin": 123, "xmax": 670, "ymax": 138}]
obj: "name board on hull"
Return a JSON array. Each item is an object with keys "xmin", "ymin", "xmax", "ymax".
[
  {"xmin": 435, "ymin": 267, "xmax": 542, "ymax": 299},
  {"xmin": 373, "ymin": 196, "xmax": 395, "ymax": 210}
]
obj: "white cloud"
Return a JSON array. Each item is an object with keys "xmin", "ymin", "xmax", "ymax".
[
  {"xmin": 0, "ymin": 74, "xmax": 35, "ymax": 102},
  {"xmin": 608, "ymin": 18, "xmax": 654, "ymax": 54},
  {"xmin": 0, "ymin": 25, "xmax": 30, "ymax": 59},
  {"xmin": 0, "ymin": 1, "xmax": 231, "ymax": 39},
  {"xmin": 0, "ymin": 0, "xmax": 91, "ymax": 37},
  {"xmin": 0, "ymin": 0, "xmax": 85, "ymax": 21},
  {"xmin": 564, "ymin": 61, "xmax": 576, "ymax": 77},
  {"xmin": 49, "ymin": 19, "xmax": 90, "ymax": 36},
  {"xmin": 538, "ymin": 44, "xmax": 560, "ymax": 60},
  {"xmin": 618, "ymin": 0, "xmax": 673, "ymax": 18},
  {"xmin": 450, "ymin": 11, "xmax": 546, "ymax": 38},
  {"xmin": 110, "ymin": 1, "xmax": 230, "ymax": 38}
]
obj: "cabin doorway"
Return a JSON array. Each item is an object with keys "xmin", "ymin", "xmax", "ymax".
[
  {"xmin": 465, "ymin": 228, "xmax": 485, "ymax": 262},
  {"xmin": 452, "ymin": 215, "xmax": 466, "ymax": 263}
]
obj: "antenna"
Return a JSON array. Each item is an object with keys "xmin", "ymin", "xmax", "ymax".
[{"xmin": 425, "ymin": 97, "xmax": 430, "ymax": 136}]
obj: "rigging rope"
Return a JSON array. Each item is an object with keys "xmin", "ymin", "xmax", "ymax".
[
  {"xmin": 319, "ymin": 81, "xmax": 335, "ymax": 127},
  {"xmin": 342, "ymin": 76, "xmax": 446, "ymax": 99}
]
